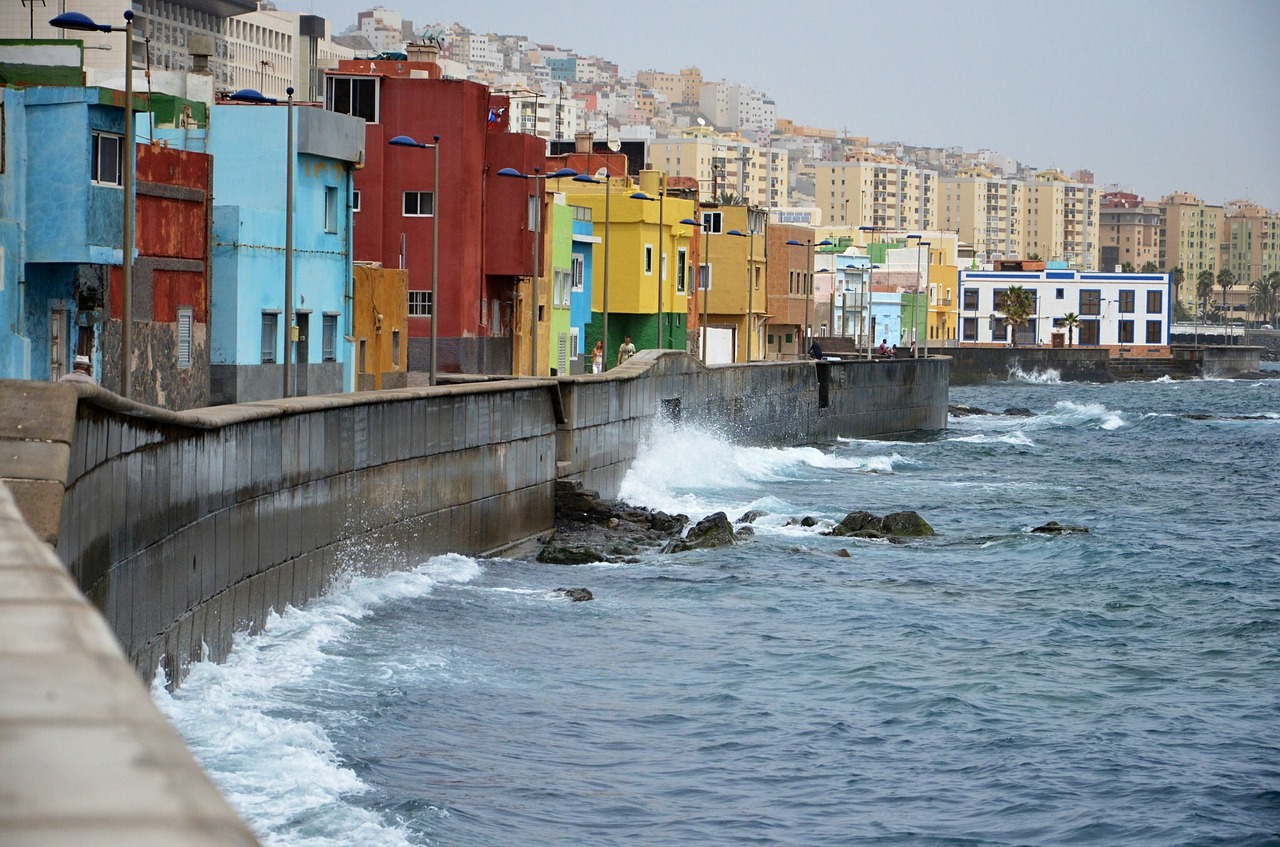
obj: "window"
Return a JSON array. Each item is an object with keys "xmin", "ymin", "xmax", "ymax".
[
  {"xmin": 962, "ymin": 289, "xmax": 979, "ymax": 310},
  {"xmin": 358, "ymin": 339, "xmax": 367, "ymax": 373},
  {"xmin": 644, "ymin": 245, "xmax": 654, "ymax": 274},
  {"xmin": 699, "ymin": 263, "xmax": 712, "ymax": 290},
  {"xmin": 352, "ymin": 190, "xmax": 361, "ymax": 212},
  {"xmin": 1146, "ymin": 320, "xmax": 1162, "ymax": 343},
  {"xmin": 569, "ymin": 326, "xmax": 580, "ymax": 360},
  {"xmin": 1078, "ymin": 319, "xmax": 1100, "ymax": 345},
  {"xmin": 554, "ymin": 268, "xmax": 571, "ymax": 306},
  {"xmin": 261, "ymin": 312, "xmax": 279, "ymax": 363},
  {"xmin": 962, "ymin": 317, "xmax": 978, "ymax": 340},
  {"xmin": 660, "ymin": 252, "xmax": 668, "ymax": 281},
  {"xmin": 176, "ymin": 308, "xmax": 193, "ymax": 369},
  {"xmin": 701, "ymin": 211, "xmax": 723, "ymax": 234},
  {"xmin": 1056, "ymin": 287, "xmax": 1065, "ymax": 299},
  {"xmin": 404, "ymin": 191, "xmax": 434, "ymax": 216},
  {"xmin": 322, "ymin": 314, "xmax": 337, "ymax": 361},
  {"xmin": 1080, "ymin": 289, "xmax": 1101, "ymax": 316},
  {"xmin": 571, "ymin": 255, "xmax": 585, "ymax": 291},
  {"xmin": 408, "ymin": 290, "xmax": 432, "ymax": 317},
  {"xmin": 391, "ymin": 330, "xmax": 401, "ymax": 367},
  {"xmin": 1146, "ymin": 290, "xmax": 1163, "ymax": 313},
  {"xmin": 1118, "ymin": 290, "xmax": 1135, "ymax": 313},
  {"xmin": 91, "ymin": 131, "xmax": 123, "ymax": 186},
  {"xmin": 324, "ymin": 186, "xmax": 339, "ymax": 233},
  {"xmin": 1118, "ymin": 320, "xmax": 1134, "ymax": 344},
  {"xmin": 326, "ymin": 76, "xmax": 378, "ymax": 123},
  {"xmin": 676, "ymin": 248, "xmax": 687, "ymax": 293}
]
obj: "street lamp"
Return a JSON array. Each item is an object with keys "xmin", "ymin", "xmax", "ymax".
[
  {"xmin": 907, "ymin": 235, "xmax": 931, "ymax": 357},
  {"xmin": 573, "ymin": 169, "xmax": 613, "ymax": 367},
  {"xmin": 52, "ymin": 10, "xmax": 136, "ymax": 396},
  {"xmin": 727, "ymin": 227, "xmax": 758, "ymax": 362},
  {"xmin": 859, "ymin": 226, "xmax": 889, "ymax": 359},
  {"xmin": 786, "ymin": 237, "xmax": 833, "ymax": 356},
  {"xmin": 680, "ymin": 216, "xmax": 710, "ymax": 362},
  {"xmin": 233, "ymin": 87, "xmax": 296, "ymax": 396},
  {"xmin": 499, "ymin": 165, "xmax": 577, "ymax": 376},
  {"xmin": 388, "ymin": 135, "xmax": 442, "ymax": 385}
]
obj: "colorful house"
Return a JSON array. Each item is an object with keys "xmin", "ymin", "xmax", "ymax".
[{"xmin": 567, "ymin": 203, "xmax": 599, "ymax": 374}]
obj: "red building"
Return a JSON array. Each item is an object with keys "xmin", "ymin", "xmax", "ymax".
[{"xmin": 330, "ymin": 46, "xmax": 546, "ymax": 374}]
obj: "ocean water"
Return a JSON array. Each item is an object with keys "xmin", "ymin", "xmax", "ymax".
[{"xmin": 154, "ymin": 372, "xmax": 1280, "ymax": 847}]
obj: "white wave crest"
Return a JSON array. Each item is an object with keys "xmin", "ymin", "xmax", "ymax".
[
  {"xmin": 152, "ymin": 554, "xmax": 484, "ymax": 846},
  {"xmin": 1039, "ymin": 399, "xmax": 1127, "ymax": 430},
  {"xmin": 1006, "ymin": 363, "xmax": 1062, "ymax": 384},
  {"xmin": 948, "ymin": 431, "xmax": 1036, "ymax": 446}
]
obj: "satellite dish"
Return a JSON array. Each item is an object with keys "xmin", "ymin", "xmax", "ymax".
[
  {"xmin": 607, "ymin": 137, "xmax": 621, "ymax": 152},
  {"xmin": 696, "ymin": 117, "xmax": 705, "ymax": 126}
]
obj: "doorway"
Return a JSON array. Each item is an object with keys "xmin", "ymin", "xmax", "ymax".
[{"xmin": 295, "ymin": 312, "xmax": 310, "ymax": 396}]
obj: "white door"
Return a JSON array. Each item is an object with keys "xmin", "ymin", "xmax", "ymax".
[
  {"xmin": 702, "ymin": 326, "xmax": 736, "ymax": 365},
  {"xmin": 49, "ymin": 307, "xmax": 69, "ymax": 380}
]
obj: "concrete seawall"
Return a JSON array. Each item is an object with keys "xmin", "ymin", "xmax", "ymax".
[{"xmin": 0, "ymin": 351, "xmax": 947, "ymax": 841}]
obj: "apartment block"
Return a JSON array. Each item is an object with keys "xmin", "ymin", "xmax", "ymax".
[
  {"xmin": 1223, "ymin": 200, "xmax": 1280, "ymax": 284},
  {"xmin": 1159, "ymin": 191, "xmax": 1224, "ymax": 279},
  {"xmin": 1099, "ymin": 192, "xmax": 1161, "ymax": 271},
  {"xmin": 649, "ymin": 127, "xmax": 787, "ymax": 207},
  {"xmin": 814, "ymin": 157, "xmax": 938, "ymax": 232}
]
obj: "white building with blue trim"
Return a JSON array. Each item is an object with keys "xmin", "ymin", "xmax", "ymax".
[{"xmin": 958, "ymin": 269, "xmax": 1173, "ymax": 348}]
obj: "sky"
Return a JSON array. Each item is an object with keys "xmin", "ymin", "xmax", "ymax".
[{"xmin": 306, "ymin": 0, "xmax": 1280, "ymax": 210}]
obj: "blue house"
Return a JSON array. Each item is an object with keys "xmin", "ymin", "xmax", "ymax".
[
  {"xmin": 156, "ymin": 100, "xmax": 364, "ymax": 402},
  {"xmin": 0, "ymin": 86, "xmax": 130, "ymax": 384},
  {"xmin": 569, "ymin": 205, "xmax": 599, "ymax": 373}
]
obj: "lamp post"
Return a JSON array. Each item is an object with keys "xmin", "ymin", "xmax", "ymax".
[
  {"xmin": 727, "ymin": 225, "xmax": 758, "ymax": 362},
  {"xmin": 573, "ymin": 169, "xmax": 613, "ymax": 367},
  {"xmin": 52, "ymin": 10, "xmax": 135, "ymax": 397},
  {"xmin": 499, "ymin": 166, "xmax": 577, "ymax": 376},
  {"xmin": 786, "ymin": 237, "xmax": 833, "ymax": 357},
  {"xmin": 389, "ymin": 135, "xmax": 443, "ymax": 385},
  {"xmin": 680, "ymin": 216, "xmax": 709, "ymax": 361},
  {"xmin": 859, "ymin": 226, "xmax": 889, "ymax": 359},
  {"xmin": 233, "ymin": 87, "xmax": 296, "ymax": 396}
]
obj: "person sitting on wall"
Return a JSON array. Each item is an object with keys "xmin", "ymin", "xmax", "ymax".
[
  {"xmin": 59, "ymin": 355, "xmax": 96, "ymax": 385},
  {"xmin": 809, "ymin": 340, "xmax": 824, "ymax": 360},
  {"xmin": 878, "ymin": 339, "xmax": 889, "ymax": 356}
]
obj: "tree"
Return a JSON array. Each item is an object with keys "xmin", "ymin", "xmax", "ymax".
[
  {"xmin": 1249, "ymin": 274, "xmax": 1279, "ymax": 326},
  {"xmin": 1121, "ymin": 261, "xmax": 1136, "ymax": 273},
  {"xmin": 1060, "ymin": 312, "xmax": 1080, "ymax": 347},
  {"xmin": 1001, "ymin": 285, "xmax": 1035, "ymax": 347},
  {"xmin": 1170, "ymin": 266, "xmax": 1186, "ymax": 305},
  {"xmin": 1027, "ymin": 253, "xmax": 1042, "ymax": 262},
  {"xmin": 1218, "ymin": 268, "xmax": 1236, "ymax": 324},
  {"xmin": 717, "ymin": 191, "xmax": 745, "ymax": 205},
  {"xmin": 1140, "ymin": 261, "xmax": 1160, "ymax": 273},
  {"xmin": 1196, "ymin": 270, "xmax": 1215, "ymax": 320}
]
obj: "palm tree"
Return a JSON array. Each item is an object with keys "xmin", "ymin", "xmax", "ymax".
[
  {"xmin": 1121, "ymin": 261, "xmax": 1135, "ymax": 273},
  {"xmin": 1001, "ymin": 285, "xmax": 1035, "ymax": 347},
  {"xmin": 1249, "ymin": 274, "xmax": 1279, "ymax": 326},
  {"xmin": 1170, "ymin": 266, "xmax": 1185, "ymax": 306},
  {"xmin": 1060, "ymin": 312, "xmax": 1080, "ymax": 347},
  {"xmin": 1140, "ymin": 261, "xmax": 1160, "ymax": 273},
  {"xmin": 1217, "ymin": 268, "xmax": 1235, "ymax": 325},
  {"xmin": 1196, "ymin": 270, "xmax": 1215, "ymax": 320}
]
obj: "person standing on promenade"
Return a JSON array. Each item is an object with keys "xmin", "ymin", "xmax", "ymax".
[
  {"xmin": 617, "ymin": 335, "xmax": 636, "ymax": 366},
  {"xmin": 592, "ymin": 341, "xmax": 604, "ymax": 374}
]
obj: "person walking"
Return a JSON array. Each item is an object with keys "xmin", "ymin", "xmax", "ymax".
[
  {"xmin": 59, "ymin": 355, "xmax": 96, "ymax": 385},
  {"xmin": 808, "ymin": 339, "xmax": 824, "ymax": 360},
  {"xmin": 591, "ymin": 341, "xmax": 604, "ymax": 374},
  {"xmin": 617, "ymin": 335, "xmax": 636, "ymax": 365}
]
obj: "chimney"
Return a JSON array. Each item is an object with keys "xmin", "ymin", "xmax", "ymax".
[
  {"xmin": 407, "ymin": 42, "xmax": 440, "ymax": 68},
  {"xmin": 575, "ymin": 131, "xmax": 593, "ymax": 154},
  {"xmin": 189, "ymin": 35, "xmax": 214, "ymax": 74}
]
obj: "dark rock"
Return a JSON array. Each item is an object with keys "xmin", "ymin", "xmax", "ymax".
[
  {"xmin": 735, "ymin": 525, "xmax": 755, "ymax": 539},
  {"xmin": 1031, "ymin": 520, "xmax": 1089, "ymax": 534},
  {"xmin": 800, "ymin": 516, "xmax": 819, "ymax": 527},
  {"xmin": 664, "ymin": 512, "xmax": 736, "ymax": 554},
  {"xmin": 828, "ymin": 509, "xmax": 934, "ymax": 538},
  {"xmin": 880, "ymin": 511, "xmax": 936, "ymax": 536},
  {"xmin": 737, "ymin": 509, "xmax": 766, "ymax": 524},
  {"xmin": 538, "ymin": 480, "xmax": 689, "ymax": 563},
  {"xmin": 1181, "ymin": 413, "xmax": 1214, "ymax": 420},
  {"xmin": 950, "ymin": 404, "xmax": 992, "ymax": 416},
  {"xmin": 834, "ymin": 548, "xmax": 852, "ymax": 557},
  {"xmin": 555, "ymin": 587, "xmax": 594, "ymax": 602},
  {"xmin": 1004, "ymin": 407, "xmax": 1035, "ymax": 417}
]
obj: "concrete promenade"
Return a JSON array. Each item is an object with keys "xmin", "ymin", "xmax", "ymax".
[{"xmin": 0, "ymin": 351, "xmax": 949, "ymax": 842}]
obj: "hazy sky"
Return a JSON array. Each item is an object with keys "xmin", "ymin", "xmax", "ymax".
[{"xmin": 307, "ymin": 0, "xmax": 1280, "ymax": 210}]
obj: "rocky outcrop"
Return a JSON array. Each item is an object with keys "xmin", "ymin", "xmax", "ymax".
[
  {"xmin": 827, "ymin": 509, "xmax": 935, "ymax": 539},
  {"xmin": 1030, "ymin": 520, "xmax": 1089, "ymax": 534},
  {"xmin": 537, "ymin": 480, "xmax": 688, "ymax": 564},
  {"xmin": 664, "ymin": 512, "xmax": 737, "ymax": 554},
  {"xmin": 554, "ymin": 588, "xmax": 594, "ymax": 602}
]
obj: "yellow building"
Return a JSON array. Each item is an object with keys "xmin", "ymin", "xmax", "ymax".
[
  {"xmin": 813, "ymin": 157, "xmax": 938, "ymax": 232},
  {"xmin": 1224, "ymin": 200, "xmax": 1280, "ymax": 287},
  {"xmin": 560, "ymin": 170, "xmax": 698, "ymax": 363},
  {"xmin": 351, "ymin": 264, "xmax": 409, "ymax": 390},
  {"xmin": 941, "ymin": 168, "xmax": 1098, "ymax": 269},
  {"xmin": 1159, "ymin": 191, "xmax": 1224, "ymax": 282},
  {"xmin": 649, "ymin": 126, "xmax": 787, "ymax": 207}
]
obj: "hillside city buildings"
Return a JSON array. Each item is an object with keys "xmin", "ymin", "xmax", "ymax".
[{"xmin": 0, "ymin": 2, "xmax": 1274, "ymax": 411}]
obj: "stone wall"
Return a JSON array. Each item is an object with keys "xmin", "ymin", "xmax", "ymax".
[{"xmin": 946, "ymin": 347, "xmax": 1112, "ymax": 385}]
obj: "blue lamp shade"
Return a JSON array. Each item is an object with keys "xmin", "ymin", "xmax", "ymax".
[
  {"xmin": 818, "ymin": 239, "xmax": 834, "ymax": 246},
  {"xmin": 572, "ymin": 173, "xmax": 600, "ymax": 184},
  {"xmin": 727, "ymin": 229, "xmax": 746, "ymax": 237},
  {"xmin": 496, "ymin": 167, "xmax": 522, "ymax": 178},
  {"xmin": 228, "ymin": 88, "xmax": 275, "ymax": 104},
  {"xmin": 679, "ymin": 218, "xmax": 700, "ymax": 226},
  {"xmin": 785, "ymin": 239, "xmax": 803, "ymax": 246},
  {"xmin": 549, "ymin": 167, "xmax": 578, "ymax": 179},
  {"xmin": 49, "ymin": 11, "xmax": 113, "ymax": 31},
  {"xmin": 388, "ymin": 135, "xmax": 423, "ymax": 147}
]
